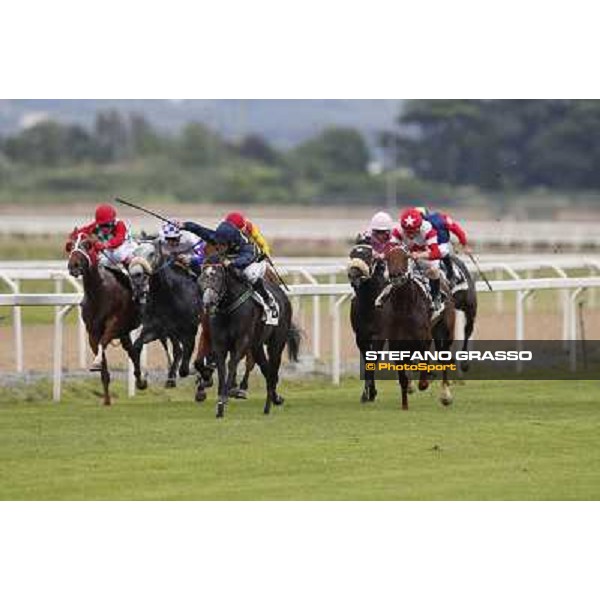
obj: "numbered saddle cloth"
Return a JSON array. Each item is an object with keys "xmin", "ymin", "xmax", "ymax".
[{"xmin": 252, "ymin": 290, "xmax": 280, "ymax": 326}]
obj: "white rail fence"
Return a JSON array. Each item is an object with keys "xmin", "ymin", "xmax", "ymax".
[{"xmin": 2, "ymin": 276, "xmax": 600, "ymax": 401}]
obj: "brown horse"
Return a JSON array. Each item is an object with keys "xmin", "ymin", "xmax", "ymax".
[
  {"xmin": 377, "ymin": 245, "xmax": 455, "ymax": 409},
  {"xmin": 66, "ymin": 233, "xmax": 147, "ymax": 405}
]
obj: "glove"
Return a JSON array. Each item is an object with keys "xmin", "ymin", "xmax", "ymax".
[
  {"xmin": 94, "ymin": 241, "xmax": 106, "ymax": 252},
  {"xmin": 222, "ymin": 258, "xmax": 232, "ymax": 267}
]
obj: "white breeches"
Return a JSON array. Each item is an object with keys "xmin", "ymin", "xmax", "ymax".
[{"xmin": 243, "ymin": 261, "xmax": 267, "ymax": 284}]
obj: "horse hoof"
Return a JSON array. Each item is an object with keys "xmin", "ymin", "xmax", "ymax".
[
  {"xmin": 273, "ymin": 394, "xmax": 284, "ymax": 406},
  {"xmin": 195, "ymin": 387, "xmax": 206, "ymax": 403},
  {"xmin": 229, "ymin": 388, "xmax": 248, "ymax": 400},
  {"xmin": 136, "ymin": 379, "xmax": 148, "ymax": 391},
  {"xmin": 263, "ymin": 406, "xmax": 271, "ymax": 415},
  {"xmin": 440, "ymin": 396, "xmax": 453, "ymax": 407},
  {"xmin": 418, "ymin": 381, "xmax": 429, "ymax": 391},
  {"xmin": 179, "ymin": 366, "xmax": 190, "ymax": 378},
  {"xmin": 407, "ymin": 383, "xmax": 416, "ymax": 395},
  {"xmin": 216, "ymin": 403, "xmax": 225, "ymax": 418},
  {"xmin": 165, "ymin": 379, "xmax": 176, "ymax": 389}
]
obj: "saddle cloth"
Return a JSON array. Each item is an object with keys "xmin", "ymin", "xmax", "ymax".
[{"xmin": 252, "ymin": 290, "xmax": 280, "ymax": 326}]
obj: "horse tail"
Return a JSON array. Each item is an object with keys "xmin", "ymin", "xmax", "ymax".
[{"xmin": 287, "ymin": 322, "xmax": 302, "ymax": 363}]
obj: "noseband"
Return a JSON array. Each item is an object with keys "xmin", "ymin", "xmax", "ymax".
[{"xmin": 68, "ymin": 234, "xmax": 93, "ymax": 270}]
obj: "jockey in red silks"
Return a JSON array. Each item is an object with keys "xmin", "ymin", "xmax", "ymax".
[
  {"xmin": 71, "ymin": 204, "xmax": 137, "ymax": 267},
  {"xmin": 392, "ymin": 207, "xmax": 444, "ymax": 310},
  {"xmin": 415, "ymin": 206, "xmax": 471, "ymax": 284}
]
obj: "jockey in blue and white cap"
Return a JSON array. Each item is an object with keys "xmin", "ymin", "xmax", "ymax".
[{"xmin": 159, "ymin": 220, "xmax": 205, "ymax": 272}]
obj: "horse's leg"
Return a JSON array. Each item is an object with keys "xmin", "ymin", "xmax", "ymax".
[
  {"xmin": 178, "ymin": 333, "xmax": 196, "ymax": 379},
  {"xmin": 194, "ymin": 313, "xmax": 212, "ymax": 376},
  {"xmin": 435, "ymin": 326, "xmax": 454, "ymax": 407},
  {"xmin": 90, "ymin": 339, "xmax": 104, "ymax": 372},
  {"xmin": 229, "ymin": 352, "xmax": 254, "ymax": 400},
  {"xmin": 238, "ymin": 353, "xmax": 255, "ymax": 396},
  {"xmin": 215, "ymin": 350, "xmax": 228, "ymax": 419},
  {"xmin": 460, "ymin": 305, "xmax": 476, "ymax": 372},
  {"xmin": 266, "ymin": 337, "xmax": 286, "ymax": 407},
  {"xmin": 251, "ymin": 343, "xmax": 273, "ymax": 415},
  {"xmin": 100, "ymin": 351, "xmax": 111, "ymax": 406},
  {"xmin": 168, "ymin": 337, "xmax": 184, "ymax": 388},
  {"xmin": 120, "ymin": 332, "xmax": 148, "ymax": 390},
  {"xmin": 398, "ymin": 369, "xmax": 409, "ymax": 410},
  {"xmin": 359, "ymin": 338, "xmax": 379, "ymax": 403}
]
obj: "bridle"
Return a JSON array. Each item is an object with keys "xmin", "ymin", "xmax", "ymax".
[
  {"xmin": 68, "ymin": 234, "xmax": 93, "ymax": 271},
  {"xmin": 200, "ymin": 261, "xmax": 253, "ymax": 315}
]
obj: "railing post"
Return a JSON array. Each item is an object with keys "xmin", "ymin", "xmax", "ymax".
[
  {"xmin": 13, "ymin": 278, "xmax": 23, "ymax": 373},
  {"xmin": 515, "ymin": 289, "xmax": 532, "ymax": 373},
  {"xmin": 569, "ymin": 288, "xmax": 584, "ymax": 371},
  {"xmin": 331, "ymin": 294, "xmax": 349, "ymax": 385},
  {"xmin": 53, "ymin": 305, "xmax": 74, "ymax": 402}
]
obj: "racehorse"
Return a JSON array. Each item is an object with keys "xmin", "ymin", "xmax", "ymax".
[
  {"xmin": 381, "ymin": 246, "xmax": 456, "ymax": 408},
  {"xmin": 66, "ymin": 233, "xmax": 146, "ymax": 405},
  {"xmin": 444, "ymin": 254, "xmax": 478, "ymax": 370},
  {"xmin": 198, "ymin": 259, "xmax": 301, "ymax": 418},
  {"xmin": 128, "ymin": 241, "xmax": 202, "ymax": 388},
  {"xmin": 347, "ymin": 244, "xmax": 387, "ymax": 403}
]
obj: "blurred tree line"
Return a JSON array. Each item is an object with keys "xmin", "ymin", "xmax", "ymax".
[
  {"xmin": 0, "ymin": 110, "xmax": 379, "ymax": 205},
  {"xmin": 383, "ymin": 100, "xmax": 600, "ymax": 190},
  {"xmin": 1, "ymin": 101, "xmax": 599, "ymax": 207}
]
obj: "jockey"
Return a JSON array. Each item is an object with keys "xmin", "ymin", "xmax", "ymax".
[
  {"xmin": 224, "ymin": 212, "xmax": 271, "ymax": 257},
  {"xmin": 415, "ymin": 206, "xmax": 471, "ymax": 284},
  {"xmin": 392, "ymin": 207, "xmax": 444, "ymax": 311},
  {"xmin": 159, "ymin": 221, "xmax": 205, "ymax": 274},
  {"xmin": 357, "ymin": 211, "xmax": 396, "ymax": 257},
  {"xmin": 73, "ymin": 203, "xmax": 137, "ymax": 268},
  {"xmin": 179, "ymin": 218, "xmax": 278, "ymax": 320}
]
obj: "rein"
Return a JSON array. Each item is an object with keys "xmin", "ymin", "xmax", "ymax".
[{"xmin": 219, "ymin": 286, "xmax": 254, "ymax": 315}]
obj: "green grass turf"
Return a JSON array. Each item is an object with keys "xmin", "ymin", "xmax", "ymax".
[{"xmin": 1, "ymin": 377, "xmax": 599, "ymax": 500}]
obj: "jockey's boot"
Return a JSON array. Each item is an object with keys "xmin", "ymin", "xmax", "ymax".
[
  {"xmin": 442, "ymin": 256, "xmax": 456, "ymax": 285},
  {"xmin": 253, "ymin": 279, "xmax": 278, "ymax": 319},
  {"xmin": 430, "ymin": 278, "xmax": 442, "ymax": 312}
]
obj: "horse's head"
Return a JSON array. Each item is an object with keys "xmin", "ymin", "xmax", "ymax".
[
  {"xmin": 347, "ymin": 244, "xmax": 374, "ymax": 289},
  {"xmin": 128, "ymin": 241, "xmax": 157, "ymax": 303},
  {"xmin": 67, "ymin": 233, "xmax": 98, "ymax": 277},
  {"xmin": 199, "ymin": 262, "xmax": 227, "ymax": 311},
  {"xmin": 385, "ymin": 245, "xmax": 412, "ymax": 284}
]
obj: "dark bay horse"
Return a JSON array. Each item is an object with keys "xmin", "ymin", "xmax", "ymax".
[
  {"xmin": 347, "ymin": 244, "xmax": 387, "ymax": 403},
  {"xmin": 198, "ymin": 261, "xmax": 301, "ymax": 418},
  {"xmin": 66, "ymin": 233, "xmax": 146, "ymax": 405},
  {"xmin": 381, "ymin": 246, "xmax": 456, "ymax": 409},
  {"xmin": 445, "ymin": 254, "xmax": 478, "ymax": 370},
  {"xmin": 128, "ymin": 241, "xmax": 202, "ymax": 388}
]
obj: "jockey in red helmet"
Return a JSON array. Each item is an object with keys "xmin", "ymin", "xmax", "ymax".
[
  {"xmin": 224, "ymin": 212, "xmax": 271, "ymax": 257},
  {"xmin": 392, "ymin": 207, "xmax": 444, "ymax": 311},
  {"xmin": 71, "ymin": 203, "xmax": 137, "ymax": 267}
]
